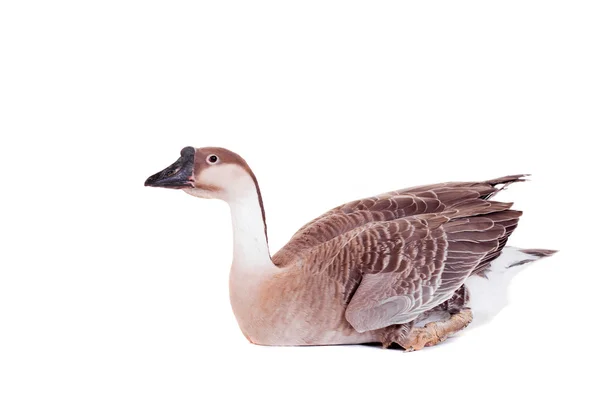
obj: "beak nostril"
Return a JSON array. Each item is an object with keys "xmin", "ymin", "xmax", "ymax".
[{"xmin": 166, "ymin": 167, "xmax": 180, "ymax": 177}]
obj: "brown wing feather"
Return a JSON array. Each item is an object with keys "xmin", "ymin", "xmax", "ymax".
[
  {"xmin": 272, "ymin": 175, "xmax": 526, "ymax": 266},
  {"xmin": 273, "ymin": 175, "xmax": 525, "ymax": 333},
  {"xmin": 342, "ymin": 207, "xmax": 519, "ymax": 332}
]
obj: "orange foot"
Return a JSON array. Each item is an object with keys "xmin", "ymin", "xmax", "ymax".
[{"xmin": 399, "ymin": 308, "xmax": 473, "ymax": 352}]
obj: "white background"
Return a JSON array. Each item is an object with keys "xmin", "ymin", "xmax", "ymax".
[{"xmin": 1, "ymin": 1, "xmax": 598, "ymax": 399}]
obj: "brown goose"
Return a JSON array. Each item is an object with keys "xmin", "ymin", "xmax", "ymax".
[{"xmin": 145, "ymin": 146, "xmax": 556, "ymax": 350}]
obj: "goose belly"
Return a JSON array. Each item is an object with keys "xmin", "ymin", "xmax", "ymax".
[{"xmin": 238, "ymin": 269, "xmax": 376, "ymax": 346}]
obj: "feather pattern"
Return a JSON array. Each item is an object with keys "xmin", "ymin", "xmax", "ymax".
[{"xmin": 273, "ymin": 176, "xmax": 525, "ymax": 333}]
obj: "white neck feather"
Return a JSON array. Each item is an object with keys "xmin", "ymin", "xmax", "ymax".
[
  {"xmin": 228, "ymin": 185, "xmax": 275, "ymax": 274},
  {"xmin": 186, "ymin": 162, "xmax": 276, "ymax": 275}
]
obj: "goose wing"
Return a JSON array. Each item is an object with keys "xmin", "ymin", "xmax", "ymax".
[
  {"xmin": 272, "ymin": 175, "xmax": 526, "ymax": 266},
  {"xmin": 272, "ymin": 175, "xmax": 525, "ymax": 332},
  {"xmin": 301, "ymin": 203, "xmax": 521, "ymax": 332}
]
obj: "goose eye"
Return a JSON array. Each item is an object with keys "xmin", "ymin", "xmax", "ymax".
[{"xmin": 207, "ymin": 154, "xmax": 219, "ymax": 164}]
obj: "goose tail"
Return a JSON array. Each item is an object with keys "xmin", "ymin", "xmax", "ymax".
[{"xmin": 465, "ymin": 246, "xmax": 557, "ymax": 329}]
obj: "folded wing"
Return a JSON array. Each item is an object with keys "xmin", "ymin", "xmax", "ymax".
[
  {"xmin": 272, "ymin": 175, "xmax": 525, "ymax": 332},
  {"xmin": 273, "ymin": 175, "xmax": 526, "ymax": 266}
]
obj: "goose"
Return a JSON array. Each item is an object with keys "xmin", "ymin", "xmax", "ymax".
[{"xmin": 145, "ymin": 146, "xmax": 556, "ymax": 350}]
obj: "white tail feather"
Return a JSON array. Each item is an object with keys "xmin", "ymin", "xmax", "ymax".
[{"xmin": 465, "ymin": 246, "xmax": 554, "ymax": 330}]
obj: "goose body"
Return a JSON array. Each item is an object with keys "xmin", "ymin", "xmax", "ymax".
[{"xmin": 145, "ymin": 147, "xmax": 555, "ymax": 349}]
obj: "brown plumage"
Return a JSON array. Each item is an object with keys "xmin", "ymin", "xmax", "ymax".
[
  {"xmin": 273, "ymin": 177, "xmax": 523, "ymax": 333},
  {"xmin": 146, "ymin": 148, "xmax": 555, "ymax": 350}
]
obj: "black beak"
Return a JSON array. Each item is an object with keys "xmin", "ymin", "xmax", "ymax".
[{"xmin": 144, "ymin": 146, "xmax": 196, "ymax": 189}]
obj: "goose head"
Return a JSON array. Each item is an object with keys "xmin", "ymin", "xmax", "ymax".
[
  {"xmin": 144, "ymin": 146, "xmax": 260, "ymax": 202},
  {"xmin": 145, "ymin": 146, "xmax": 271, "ymax": 268}
]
